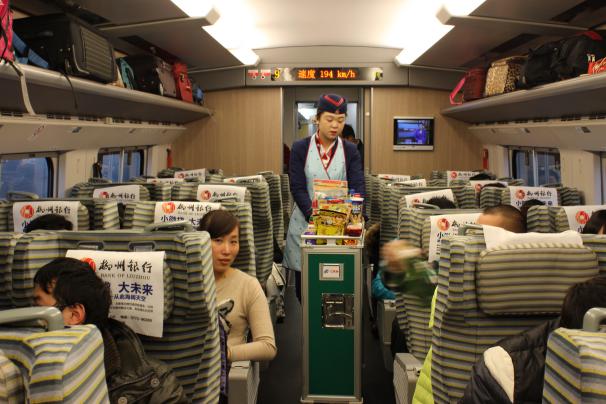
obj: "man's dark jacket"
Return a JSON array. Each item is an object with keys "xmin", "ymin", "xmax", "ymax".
[
  {"xmin": 102, "ymin": 319, "xmax": 189, "ymax": 403},
  {"xmin": 461, "ymin": 318, "xmax": 560, "ymax": 404}
]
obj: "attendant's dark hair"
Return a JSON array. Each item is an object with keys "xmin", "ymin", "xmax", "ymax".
[
  {"xmin": 425, "ymin": 196, "xmax": 456, "ymax": 209},
  {"xmin": 482, "ymin": 205, "xmax": 526, "ymax": 233},
  {"xmin": 35, "ymin": 257, "xmax": 111, "ymax": 329},
  {"xmin": 24, "ymin": 214, "xmax": 73, "ymax": 232},
  {"xmin": 198, "ymin": 209, "xmax": 240, "ymax": 239},
  {"xmin": 560, "ymin": 276, "xmax": 606, "ymax": 329},
  {"xmin": 582, "ymin": 210, "xmax": 606, "ymax": 234}
]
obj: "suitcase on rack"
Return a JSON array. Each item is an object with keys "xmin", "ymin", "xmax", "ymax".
[
  {"xmin": 12, "ymin": 14, "xmax": 116, "ymax": 83},
  {"xmin": 172, "ymin": 61, "xmax": 193, "ymax": 103},
  {"xmin": 120, "ymin": 55, "xmax": 177, "ymax": 98},
  {"xmin": 484, "ymin": 56, "xmax": 526, "ymax": 97}
]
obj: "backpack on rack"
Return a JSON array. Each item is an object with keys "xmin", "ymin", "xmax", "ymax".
[
  {"xmin": 0, "ymin": 0, "xmax": 14, "ymax": 62},
  {"xmin": 117, "ymin": 58, "xmax": 136, "ymax": 89},
  {"xmin": 552, "ymin": 31, "xmax": 606, "ymax": 80},
  {"xmin": 518, "ymin": 31, "xmax": 606, "ymax": 88},
  {"xmin": 120, "ymin": 54, "xmax": 177, "ymax": 98}
]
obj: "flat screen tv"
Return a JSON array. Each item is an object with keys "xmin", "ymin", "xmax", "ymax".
[{"xmin": 393, "ymin": 116, "xmax": 434, "ymax": 151}]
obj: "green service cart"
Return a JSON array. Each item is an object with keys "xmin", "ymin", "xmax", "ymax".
[{"xmin": 301, "ymin": 233, "xmax": 364, "ymax": 404}]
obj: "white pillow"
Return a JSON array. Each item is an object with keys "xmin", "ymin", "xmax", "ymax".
[{"xmin": 483, "ymin": 225, "xmax": 583, "ymax": 250}]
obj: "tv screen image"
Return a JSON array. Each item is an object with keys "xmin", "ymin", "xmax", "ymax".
[{"xmin": 393, "ymin": 117, "xmax": 434, "ymax": 150}]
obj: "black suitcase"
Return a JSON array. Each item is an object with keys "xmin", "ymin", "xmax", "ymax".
[
  {"xmin": 119, "ymin": 55, "xmax": 177, "ymax": 98},
  {"xmin": 12, "ymin": 14, "xmax": 116, "ymax": 83}
]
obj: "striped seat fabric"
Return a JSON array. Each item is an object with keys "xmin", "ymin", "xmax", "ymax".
[
  {"xmin": 0, "ymin": 233, "xmax": 24, "ymax": 309},
  {"xmin": 0, "ymin": 324, "xmax": 108, "ymax": 403},
  {"xmin": 206, "ymin": 169, "xmax": 225, "ymax": 183},
  {"xmin": 0, "ymin": 349, "xmax": 24, "ymax": 403},
  {"xmin": 525, "ymin": 205, "xmax": 554, "ymax": 233},
  {"xmin": 0, "ymin": 201, "xmax": 11, "ymax": 231},
  {"xmin": 431, "ymin": 235, "xmax": 599, "ymax": 403},
  {"xmin": 241, "ymin": 182, "xmax": 274, "ymax": 285},
  {"xmin": 126, "ymin": 200, "xmax": 257, "ymax": 278},
  {"xmin": 543, "ymin": 327, "xmax": 606, "ymax": 403},
  {"xmin": 394, "ymin": 293, "xmax": 432, "ymax": 361},
  {"xmin": 3, "ymin": 230, "xmax": 221, "ymax": 402},
  {"xmin": 381, "ymin": 186, "xmax": 476, "ymax": 246},
  {"xmin": 259, "ymin": 172, "xmax": 285, "ymax": 255},
  {"xmin": 580, "ymin": 235, "xmax": 606, "ymax": 276},
  {"xmin": 280, "ymin": 174, "xmax": 292, "ymax": 233},
  {"xmin": 364, "ymin": 174, "xmax": 374, "ymax": 224}
]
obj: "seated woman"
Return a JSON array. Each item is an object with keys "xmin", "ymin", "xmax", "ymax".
[{"xmin": 199, "ymin": 210, "xmax": 277, "ymax": 362}]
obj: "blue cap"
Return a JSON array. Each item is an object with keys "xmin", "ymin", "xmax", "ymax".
[{"xmin": 316, "ymin": 94, "xmax": 347, "ymax": 114}]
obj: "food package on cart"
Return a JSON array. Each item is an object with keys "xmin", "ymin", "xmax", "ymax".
[
  {"xmin": 313, "ymin": 179, "xmax": 349, "ymax": 199},
  {"xmin": 315, "ymin": 209, "xmax": 348, "ymax": 236}
]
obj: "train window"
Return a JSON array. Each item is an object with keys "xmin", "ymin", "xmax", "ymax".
[
  {"xmin": 536, "ymin": 150, "xmax": 561, "ymax": 185},
  {"xmin": 98, "ymin": 148, "xmax": 145, "ymax": 182},
  {"xmin": 511, "ymin": 147, "xmax": 560, "ymax": 186},
  {"xmin": 0, "ymin": 157, "xmax": 53, "ymax": 198}
]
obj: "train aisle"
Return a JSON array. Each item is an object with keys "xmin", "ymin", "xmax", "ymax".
[{"xmin": 257, "ymin": 275, "xmax": 395, "ymax": 404}]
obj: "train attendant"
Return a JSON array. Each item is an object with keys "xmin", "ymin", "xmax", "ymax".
[{"xmin": 283, "ymin": 93, "xmax": 365, "ymax": 302}]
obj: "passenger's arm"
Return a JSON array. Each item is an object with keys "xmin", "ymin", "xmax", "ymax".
[
  {"xmin": 289, "ymin": 141, "xmax": 313, "ymax": 220},
  {"xmin": 228, "ymin": 280, "xmax": 277, "ymax": 362}
]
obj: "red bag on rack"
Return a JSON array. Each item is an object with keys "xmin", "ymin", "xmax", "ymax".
[
  {"xmin": 0, "ymin": 0, "xmax": 14, "ymax": 62},
  {"xmin": 173, "ymin": 61, "xmax": 193, "ymax": 103},
  {"xmin": 588, "ymin": 55, "xmax": 606, "ymax": 75},
  {"xmin": 450, "ymin": 68, "xmax": 486, "ymax": 105}
]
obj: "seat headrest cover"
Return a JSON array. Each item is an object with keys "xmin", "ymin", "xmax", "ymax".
[
  {"xmin": 483, "ymin": 225, "xmax": 582, "ymax": 250},
  {"xmin": 477, "ymin": 244, "xmax": 598, "ymax": 316}
]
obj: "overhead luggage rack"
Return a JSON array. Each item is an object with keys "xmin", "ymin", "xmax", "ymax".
[
  {"xmin": 0, "ymin": 63, "xmax": 211, "ymax": 124},
  {"xmin": 441, "ymin": 72, "xmax": 606, "ymax": 124}
]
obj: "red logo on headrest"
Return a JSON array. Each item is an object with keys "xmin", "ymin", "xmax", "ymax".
[
  {"xmin": 20, "ymin": 205, "xmax": 34, "ymax": 219},
  {"xmin": 475, "ymin": 183, "xmax": 483, "ymax": 192},
  {"xmin": 175, "ymin": 172, "xmax": 185, "ymax": 179},
  {"xmin": 576, "ymin": 210, "xmax": 589, "ymax": 225},
  {"xmin": 450, "ymin": 171, "xmax": 458, "ymax": 179},
  {"xmin": 413, "ymin": 198, "xmax": 421, "ymax": 204},
  {"xmin": 200, "ymin": 190, "xmax": 211, "ymax": 201},
  {"xmin": 515, "ymin": 189, "xmax": 526, "ymax": 200},
  {"xmin": 162, "ymin": 202, "xmax": 176, "ymax": 214},
  {"xmin": 99, "ymin": 191, "xmax": 110, "ymax": 199},
  {"xmin": 80, "ymin": 257, "xmax": 96, "ymax": 271},
  {"xmin": 437, "ymin": 218, "xmax": 450, "ymax": 231}
]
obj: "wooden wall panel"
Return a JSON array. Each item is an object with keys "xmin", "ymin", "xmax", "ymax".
[
  {"xmin": 172, "ymin": 87, "xmax": 282, "ymax": 176},
  {"xmin": 370, "ymin": 87, "xmax": 481, "ymax": 178}
]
